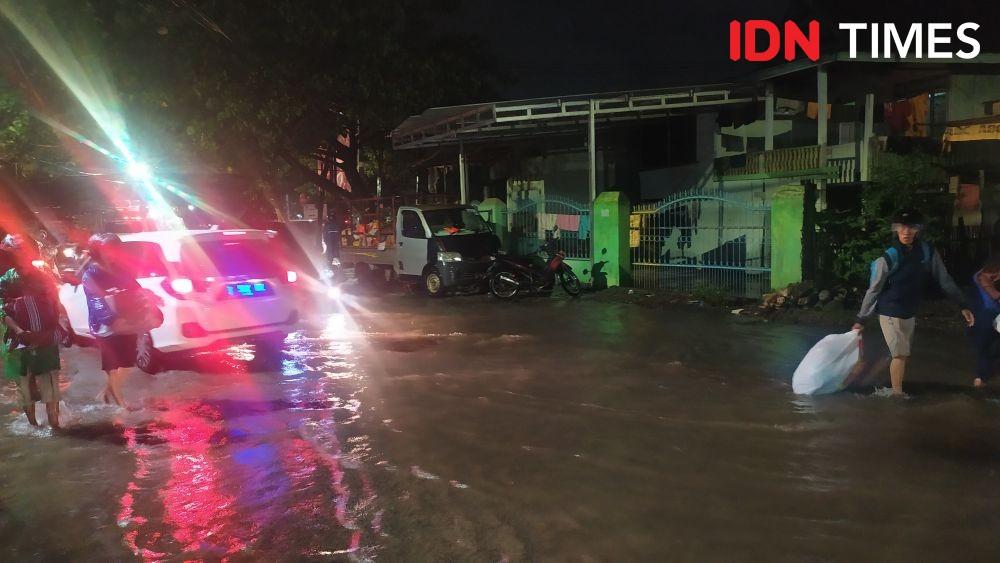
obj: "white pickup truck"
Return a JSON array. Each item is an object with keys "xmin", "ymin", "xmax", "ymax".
[{"xmin": 338, "ymin": 202, "xmax": 499, "ymax": 296}]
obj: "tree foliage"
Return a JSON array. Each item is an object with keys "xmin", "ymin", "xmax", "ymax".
[
  {"xmin": 816, "ymin": 151, "xmax": 950, "ymax": 285},
  {"xmin": 0, "ymin": 0, "xmax": 497, "ymax": 207}
]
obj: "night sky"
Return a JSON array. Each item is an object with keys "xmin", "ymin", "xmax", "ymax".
[{"xmin": 456, "ymin": 0, "xmax": 1000, "ymax": 100}]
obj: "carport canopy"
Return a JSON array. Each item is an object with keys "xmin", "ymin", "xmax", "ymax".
[
  {"xmin": 391, "ymin": 84, "xmax": 758, "ymax": 150},
  {"xmin": 391, "ymin": 84, "xmax": 758, "ymax": 203}
]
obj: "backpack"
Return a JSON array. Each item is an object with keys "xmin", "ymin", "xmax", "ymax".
[
  {"xmin": 870, "ymin": 241, "xmax": 932, "ymax": 285},
  {"xmin": 1, "ymin": 269, "xmax": 64, "ymax": 348}
]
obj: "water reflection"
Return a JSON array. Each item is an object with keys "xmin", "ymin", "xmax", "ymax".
[{"xmin": 112, "ymin": 311, "xmax": 378, "ymax": 560}]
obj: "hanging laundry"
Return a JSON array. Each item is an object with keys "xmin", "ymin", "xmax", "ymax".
[
  {"xmin": 884, "ymin": 95, "xmax": 929, "ymax": 137},
  {"xmin": 555, "ymin": 214, "xmax": 581, "ymax": 232},
  {"xmin": 907, "ymin": 94, "xmax": 929, "ymax": 137},
  {"xmin": 884, "ymin": 99, "xmax": 911, "ymax": 134},
  {"xmin": 578, "ymin": 215, "xmax": 591, "ymax": 239},
  {"xmin": 806, "ymin": 102, "xmax": 832, "ymax": 120}
]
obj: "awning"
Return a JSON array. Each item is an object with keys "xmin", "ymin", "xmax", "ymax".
[
  {"xmin": 942, "ymin": 115, "xmax": 1000, "ymax": 144},
  {"xmin": 391, "ymin": 84, "xmax": 759, "ymax": 150}
]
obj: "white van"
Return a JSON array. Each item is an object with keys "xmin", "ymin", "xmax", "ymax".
[{"xmin": 60, "ymin": 229, "xmax": 300, "ymax": 372}]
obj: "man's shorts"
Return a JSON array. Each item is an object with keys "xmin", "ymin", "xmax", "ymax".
[
  {"xmin": 16, "ymin": 371, "xmax": 60, "ymax": 407},
  {"xmin": 96, "ymin": 334, "xmax": 138, "ymax": 371},
  {"xmin": 4, "ymin": 345, "xmax": 60, "ymax": 380},
  {"xmin": 879, "ymin": 315, "xmax": 915, "ymax": 357}
]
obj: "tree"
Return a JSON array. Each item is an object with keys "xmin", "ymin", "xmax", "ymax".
[
  {"xmin": 816, "ymin": 151, "xmax": 950, "ymax": 285},
  {"xmin": 0, "ymin": 0, "xmax": 497, "ymax": 211}
]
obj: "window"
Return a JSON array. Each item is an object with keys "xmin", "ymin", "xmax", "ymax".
[
  {"xmin": 118, "ymin": 242, "xmax": 169, "ymax": 278},
  {"xmin": 928, "ymin": 90, "xmax": 948, "ymax": 139},
  {"xmin": 422, "ymin": 208, "xmax": 490, "ymax": 236},
  {"xmin": 180, "ymin": 238, "xmax": 282, "ymax": 278},
  {"xmin": 401, "ymin": 211, "xmax": 425, "ymax": 239}
]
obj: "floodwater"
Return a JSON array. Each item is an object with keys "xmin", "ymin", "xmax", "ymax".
[{"xmin": 2, "ymin": 290, "xmax": 1000, "ymax": 561}]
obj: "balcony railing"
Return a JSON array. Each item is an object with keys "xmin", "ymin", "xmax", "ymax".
[{"xmin": 715, "ymin": 140, "xmax": 880, "ymax": 184}]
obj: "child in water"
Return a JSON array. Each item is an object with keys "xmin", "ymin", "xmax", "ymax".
[{"xmin": 970, "ymin": 255, "xmax": 1000, "ymax": 388}]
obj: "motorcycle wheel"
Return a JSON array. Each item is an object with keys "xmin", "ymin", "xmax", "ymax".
[
  {"xmin": 490, "ymin": 272, "xmax": 520, "ymax": 299},
  {"xmin": 559, "ymin": 269, "xmax": 582, "ymax": 297}
]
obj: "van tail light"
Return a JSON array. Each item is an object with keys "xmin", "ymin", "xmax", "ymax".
[
  {"xmin": 181, "ymin": 322, "xmax": 207, "ymax": 338},
  {"xmin": 286, "ymin": 270, "xmax": 298, "ymax": 283}
]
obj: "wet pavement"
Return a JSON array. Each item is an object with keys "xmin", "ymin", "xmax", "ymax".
[{"xmin": 2, "ymin": 288, "xmax": 1000, "ymax": 561}]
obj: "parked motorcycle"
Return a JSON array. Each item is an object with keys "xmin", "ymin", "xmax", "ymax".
[{"xmin": 487, "ymin": 241, "xmax": 582, "ymax": 299}]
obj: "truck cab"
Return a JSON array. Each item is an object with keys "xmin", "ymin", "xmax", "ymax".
[{"xmin": 339, "ymin": 200, "xmax": 500, "ymax": 296}]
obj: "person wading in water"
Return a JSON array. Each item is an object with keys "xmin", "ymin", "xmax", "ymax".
[{"xmin": 853, "ymin": 210, "xmax": 974, "ymax": 396}]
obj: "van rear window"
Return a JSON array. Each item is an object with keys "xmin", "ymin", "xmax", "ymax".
[
  {"xmin": 118, "ymin": 242, "xmax": 169, "ymax": 278},
  {"xmin": 181, "ymin": 238, "xmax": 281, "ymax": 278}
]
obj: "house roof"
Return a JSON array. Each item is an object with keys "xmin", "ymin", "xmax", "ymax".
[
  {"xmin": 391, "ymin": 83, "xmax": 759, "ymax": 150},
  {"xmin": 751, "ymin": 52, "xmax": 1000, "ymax": 82}
]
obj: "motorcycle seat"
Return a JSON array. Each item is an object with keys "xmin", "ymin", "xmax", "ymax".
[{"xmin": 498, "ymin": 254, "xmax": 534, "ymax": 268}]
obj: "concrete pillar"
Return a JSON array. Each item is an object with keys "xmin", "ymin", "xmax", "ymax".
[
  {"xmin": 764, "ymin": 82, "xmax": 775, "ymax": 151},
  {"xmin": 771, "ymin": 184, "xmax": 805, "ymax": 290},
  {"xmin": 817, "ymin": 65, "xmax": 828, "ymax": 146},
  {"xmin": 815, "ymin": 66, "xmax": 829, "ymax": 211},
  {"xmin": 477, "ymin": 197, "xmax": 507, "ymax": 249},
  {"xmin": 860, "ymin": 92, "xmax": 874, "ymax": 181},
  {"xmin": 593, "ymin": 191, "xmax": 630, "ymax": 288},
  {"xmin": 588, "ymin": 99, "xmax": 597, "ymax": 203},
  {"xmin": 458, "ymin": 142, "xmax": 468, "ymax": 204}
]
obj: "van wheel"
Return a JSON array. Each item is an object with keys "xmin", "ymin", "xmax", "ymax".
[
  {"xmin": 424, "ymin": 268, "xmax": 446, "ymax": 297},
  {"xmin": 136, "ymin": 332, "xmax": 163, "ymax": 374}
]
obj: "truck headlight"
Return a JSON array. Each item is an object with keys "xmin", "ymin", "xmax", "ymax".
[{"xmin": 437, "ymin": 251, "xmax": 463, "ymax": 263}]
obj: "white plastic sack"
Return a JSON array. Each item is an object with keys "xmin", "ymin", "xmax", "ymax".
[{"xmin": 792, "ymin": 331, "xmax": 862, "ymax": 395}]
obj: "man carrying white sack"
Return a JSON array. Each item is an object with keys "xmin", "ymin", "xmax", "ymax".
[{"xmin": 852, "ymin": 210, "xmax": 974, "ymax": 396}]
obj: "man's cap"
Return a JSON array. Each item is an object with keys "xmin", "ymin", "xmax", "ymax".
[{"xmin": 891, "ymin": 210, "xmax": 925, "ymax": 226}]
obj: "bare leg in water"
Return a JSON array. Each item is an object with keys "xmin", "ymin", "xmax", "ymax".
[
  {"xmin": 45, "ymin": 401, "xmax": 60, "ymax": 429},
  {"xmin": 23, "ymin": 405, "xmax": 39, "ymax": 426},
  {"xmin": 890, "ymin": 356, "xmax": 908, "ymax": 396},
  {"xmin": 99, "ymin": 367, "xmax": 127, "ymax": 407}
]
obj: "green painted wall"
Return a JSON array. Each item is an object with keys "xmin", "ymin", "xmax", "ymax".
[
  {"xmin": 564, "ymin": 258, "xmax": 593, "ymax": 284},
  {"xmin": 948, "ymin": 75, "xmax": 1000, "ymax": 121},
  {"xmin": 771, "ymin": 184, "xmax": 804, "ymax": 290},
  {"xmin": 477, "ymin": 198, "xmax": 508, "ymax": 249},
  {"xmin": 593, "ymin": 191, "xmax": 631, "ymax": 287}
]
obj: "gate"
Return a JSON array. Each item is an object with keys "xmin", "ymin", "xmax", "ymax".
[
  {"xmin": 630, "ymin": 189, "xmax": 771, "ymax": 298},
  {"xmin": 505, "ymin": 196, "xmax": 592, "ymax": 260}
]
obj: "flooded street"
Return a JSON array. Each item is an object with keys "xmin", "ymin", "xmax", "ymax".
[{"xmin": 3, "ymin": 291, "xmax": 1000, "ymax": 561}]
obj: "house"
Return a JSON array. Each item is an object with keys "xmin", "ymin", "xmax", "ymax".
[
  {"xmin": 711, "ymin": 52, "xmax": 1000, "ymax": 206},
  {"xmin": 389, "ymin": 55, "xmax": 1000, "ymax": 295}
]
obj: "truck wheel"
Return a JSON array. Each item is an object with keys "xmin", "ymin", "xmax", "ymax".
[
  {"xmin": 136, "ymin": 332, "xmax": 163, "ymax": 374},
  {"xmin": 424, "ymin": 268, "xmax": 446, "ymax": 297},
  {"xmin": 381, "ymin": 266, "xmax": 395, "ymax": 284},
  {"xmin": 355, "ymin": 263, "xmax": 375, "ymax": 287}
]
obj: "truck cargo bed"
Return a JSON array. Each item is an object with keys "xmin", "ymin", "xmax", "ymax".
[{"xmin": 340, "ymin": 247, "xmax": 397, "ymax": 267}]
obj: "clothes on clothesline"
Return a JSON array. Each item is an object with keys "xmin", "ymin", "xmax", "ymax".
[
  {"xmin": 884, "ymin": 94, "xmax": 929, "ymax": 137},
  {"xmin": 555, "ymin": 214, "xmax": 580, "ymax": 232},
  {"xmin": 578, "ymin": 215, "xmax": 590, "ymax": 239}
]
